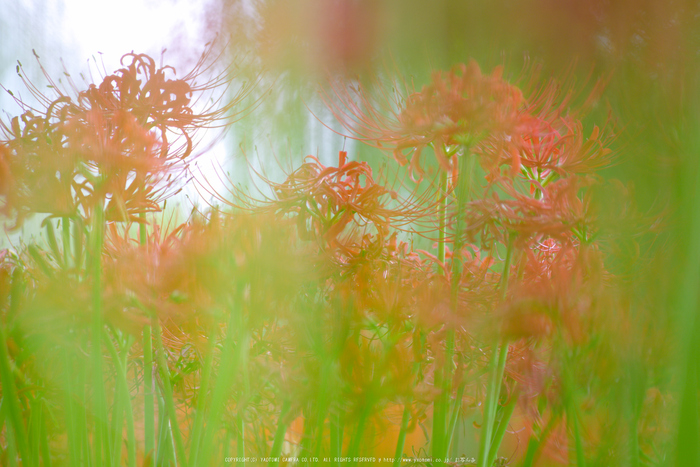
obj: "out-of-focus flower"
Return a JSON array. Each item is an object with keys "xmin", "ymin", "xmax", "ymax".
[
  {"xmin": 497, "ymin": 238, "xmax": 607, "ymax": 344},
  {"xmin": 0, "ymin": 249, "xmax": 19, "ymax": 314},
  {"xmin": 0, "ymin": 107, "xmax": 81, "ymax": 225},
  {"xmin": 323, "ymin": 61, "xmax": 527, "ymax": 180},
  {"xmin": 153, "ymin": 211, "xmax": 310, "ymax": 328},
  {"xmin": 243, "ymin": 0, "xmax": 382, "ymax": 74},
  {"xmin": 462, "ymin": 174, "xmax": 598, "ymax": 251}
]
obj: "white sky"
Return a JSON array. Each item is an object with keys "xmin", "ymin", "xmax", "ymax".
[{"xmin": 61, "ymin": 0, "xmax": 212, "ymax": 69}]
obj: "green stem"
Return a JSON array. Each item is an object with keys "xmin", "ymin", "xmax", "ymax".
[
  {"xmin": 143, "ymin": 324, "xmax": 155, "ymax": 461},
  {"xmin": 570, "ymin": 406, "xmax": 586, "ymax": 467},
  {"xmin": 110, "ymin": 381, "xmax": 124, "ymax": 466},
  {"xmin": 268, "ymin": 400, "xmax": 292, "ymax": 467},
  {"xmin": 437, "ymin": 151, "xmax": 476, "ymax": 464},
  {"xmin": 299, "ymin": 409, "xmax": 314, "ymax": 464},
  {"xmin": 40, "ymin": 399, "xmax": 51, "ymax": 467},
  {"xmin": 446, "ymin": 383, "xmax": 466, "ymax": 456},
  {"xmin": 477, "ymin": 235, "xmax": 514, "ymax": 467},
  {"xmin": 437, "ymin": 169, "xmax": 448, "ymax": 268},
  {"xmin": 237, "ymin": 412, "xmax": 246, "ymax": 467},
  {"xmin": 432, "ymin": 164, "xmax": 450, "ymax": 466},
  {"xmin": 347, "ymin": 403, "xmax": 371, "ymax": 467},
  {"xmin": 499, "ymin": 236, "xmax": 514, "ymax": 300},
  {"xmin": 630, "ymin": 412, "xmax": 640, "ymax": 467},
  {"xmin": 223, "ymin": 428, "xmax": 232, "ymax": 460},
  {"xmin": 104, "ymin": 330, "xmax": 136, "ymax": 467},
  {"xmin": 63, "ymin": 348, "xmax": 80, "ymax": 467},
  {"xmin": 6, "ymin": 410, "xmax": 18, "ymax": 467},
  {"xmin": 73, "ymin": 217, "xmax": 84, "ymax": 272},
  {"xmin": 330, "ymin": 405, "xmax": 342, "ymax": 467},
  {"xmin": 199, "ymin": 301, "xmax": 247, "ymax": 466},
  {"xmin": 451, "ymin": 152, "xmax": 475, "ymax": 282},
  {"xmin": 0, "ymin": 321, "xmax": 29, "ymax": 462},
  {"xmin": 29, "ymin": 396, "xmax": 42, "ymax": 467},
  {"xmin": 393, "ymin": 402, "xmax": 412, "ymax": 467},
  {"xmin": 90, "ymin": 202, "xmax": 108, "ymax": 466},
  {"xmin": 153, "ymin": 321, "xmax": 187, "ymax": 465},
  {"xmin": 487, "ymin": 394, "xmax": 517, "ymax": 467},
  {"xmin": 433, "ymin": 329, "xmax": 454, "ymax": 465},
  {"xmin": 188, "ymin": 324, "xmax": 218, "ymax": 467},
  {"xmin": 155, "ymin": 393, "xmax": 172, "ymax": 467},
  {"xmin": 139, "ymin": 214, "xmax": 155, "ymax": 461},
  {"xmin": 138, "ymin": 213, "xmax": 147, "ymax": 246},
  {"xmin": 312, "ymin": 364, "xmax": 333, "ymax": 460},
  {"xmin": 521, "ymin": 415, "xmax": 557, "ymax": 467},
  {"xmin": 477, "ymin": 341, "xmax": 508, "ymax": 467},
  {"xmin": 78, "ymin": 335, "xmax": 91, "ymax": 466},
  {"xmin": 62, "ymin": 216, "xmax": 71, "ymax": 268},
  {"xmin": 564, "ymin": 363, "xmax": 586, "ymax": 467}
]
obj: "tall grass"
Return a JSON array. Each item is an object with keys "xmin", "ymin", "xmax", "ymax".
[{"xmin": 0, "ymin": 36, "xmax": 687, "ymax": 467}]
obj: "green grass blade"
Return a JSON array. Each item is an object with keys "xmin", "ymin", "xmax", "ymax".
[
  {"xmin": 153, "ymin": 321, "xmax": 187, "ymax": 465},
  {"xmin": 188, "ymin": 324, "xmax": 218, "ymax": 467},
  {"xmin": 0, "ymin": 321, "xmax": 30, "ymax": 462},
  {"xmin": 393, "ymin": 402, "xmax": 412, "ymax": 467},
  {"xmin": 104, "ymin": 329, "xmax": 136, "ymax": 467},
  {"xmin": 269, "ymin": 399, "xmax": 292, "ymax": 467},
  {"xmin": 487, "ymin": 394, "xmax": 517, "ymax": 467}
]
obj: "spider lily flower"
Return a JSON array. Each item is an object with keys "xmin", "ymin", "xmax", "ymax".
[
  {"xmin": 322, "ymin": 61, "xmax": 529, "ymax": 180},
  {"xmin": 76, "ymin": 51, "xmax": 243, "ymax": 162},
  {"xmin": 460, "ymin": 174, "xmax": 600, "ymax": 251},
  {"xmin": 265, "ymin": 152, "xmax": 434, "ymax": 262},
  {"xmin": 0, "ymin": 49, "xmax": 251, "ymax": 227},
  {"xmin": 0, "ymin": 109, "xmax": 82, "ymax": 226},
  {"xmin": 511, "ymin": 117, "xmax": 615, "ymax": 183},
  {"xmin": 151, "ymin": 211, "xmax": 311, "ymax": 327}
]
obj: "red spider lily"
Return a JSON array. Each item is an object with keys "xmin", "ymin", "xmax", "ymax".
[
  {"xmin": 65, "ymin": 107, "xmax": 170, "ymax": 222},
  {"xmin": 98, "ymin": 210, "xmax": 315, "ymax": 350},
  {"xmin": 0, "ymin": 48, "xmax": 250, "ymax": 226},
  {"xmin": 321, "ymin": 61, "xmax": 529, "ymax": 180},
  {"xmin": 472, "ymin": 75, "xmax": 612, "ymax": 183},
  {"xmin": 264, "ymin": 152, "xmax": 434, "ymax": 262},
  {"xmin": 338, "ymin": 330, "xmax": 417, "ymax": 408},
  {"xmin": 409, "ymin": 243, "xmax": 501, "ymax": 334},
  {"xmin": 332, "ymin": 232, "xmax": 434, "ymax": 331},
  {"xmin": 76, "ymin": 52, "xmax": 238, "ymax": 162},
  {"xmin": 461, "ymin": 174, "xmax": 600, "ymax": 250},
  {"xmin": 323, "ymin": 60, "xmax": 613, "ymax": 187},
  {"xmin": 150, "ymin": 211, "xmax": 311, "ymax": 327},
  {"xmin": 0, "ymin": 109, "xmax": 81, "ymax": 226},
  {"xmin": 492, "ymin": 238, "xmax": 614, "ymax": 421},
  {"xmin": 394, "ymin": 62, "xmax": 526, "ymax": 172},
  {"xmin": 517, "ymin": 118, "xmax": 615, "ymax": 178}
]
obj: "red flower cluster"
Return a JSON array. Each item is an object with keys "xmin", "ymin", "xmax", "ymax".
[
  {"xmin": 0, "ymin": 47, "xmax": 664, "ymax": 466},
  {"xmin": 323, "ymin": 60, "xmax": 614, "ymax": 187},
  {"xmin": 0, "ymin": 50, "xmax": 245, "ymax": 227},
  {"xmin": 323, "ymin": 61, "xmax": 529, "ymax": 181},
  {"xmin": 266, "ymin": 151, "xmax": 433, "ymax": 263}
]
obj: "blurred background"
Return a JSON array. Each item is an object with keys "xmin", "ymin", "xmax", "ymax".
[
  {"xmin": 2, "ymin": 0, "xmax": 699, "ymax": 463},
  {"xmin": 5, "ymin": 0, "xmax": 695, "ymax": 237}
]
